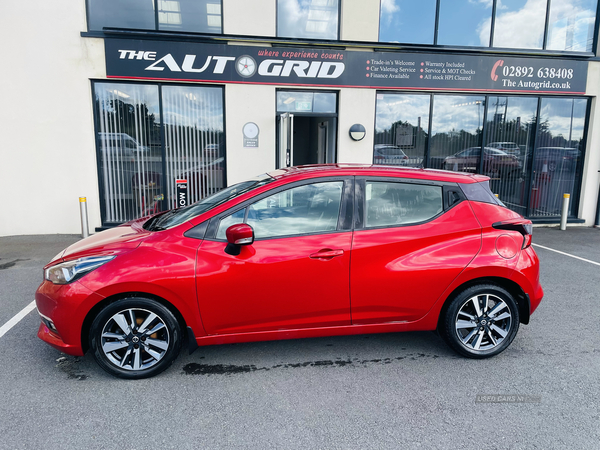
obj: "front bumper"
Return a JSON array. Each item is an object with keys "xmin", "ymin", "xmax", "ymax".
[{"xmin": 35, "ymin": 279, "xmax": 105, "ymax": 356}]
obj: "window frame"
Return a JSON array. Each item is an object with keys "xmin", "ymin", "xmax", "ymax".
[
  {"xmin": 276, "ymin": 0, "xmax": 342, "ymax": 41},
  {"xmin": 85, "ymin": 0, "xmax": 224, "ymax": 34},
  {"xmin": 376, "ymin": 0, "xmax": 600, "ymax": 53},
  {"xmin": 91, "ymin": 79, "xmax": 227, "ymax": 228},
  {"xmin": 205, "ymin": 176, "xmax": 354, "ymax": 242},
  {"xmin": 354, "ymin": 177, "xmax": 463, "ymax": 231}
]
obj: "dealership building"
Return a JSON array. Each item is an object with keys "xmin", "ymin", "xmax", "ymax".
[{"xmin": 2, "ymin": 0, "xmax": 600, "ymax": 236}]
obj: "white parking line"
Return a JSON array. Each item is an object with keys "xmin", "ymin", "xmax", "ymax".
[
  {"xmin": 0, "ymin": 301, "xmax": 37, "ymax": 338},
  {"xmin": 533, "ymin": 243, "xmax": 600, "ymax": 267}
]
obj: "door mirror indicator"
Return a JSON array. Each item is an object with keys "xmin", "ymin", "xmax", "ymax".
[{"xmin": 225, "ymin": 224, "xmax": 254, "ymax": 255}]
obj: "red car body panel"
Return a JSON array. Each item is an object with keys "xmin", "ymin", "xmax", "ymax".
[
  {"xmin": 34, "ymin": 164, "xmax": 543, "ymax": 356},
  {"xmin": 196, "ymin": 232, "xmax": 352, "ymax": 335},
  {"xmin": 350, "ymin": 201, "xmax": 481, "ymax": 324}
]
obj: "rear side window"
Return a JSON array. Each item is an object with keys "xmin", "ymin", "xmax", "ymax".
[
  {"xmin": 365, "ymin": 181, "xmax": 443, "ymax": 228},
  {"xmin": 459, "ymin": 181, "xmax": 505, "ymax": 206}
]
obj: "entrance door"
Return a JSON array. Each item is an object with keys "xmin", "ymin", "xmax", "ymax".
[{"xmin": 276, "ymin": 91, "xmax": 338, "ymax": 169}]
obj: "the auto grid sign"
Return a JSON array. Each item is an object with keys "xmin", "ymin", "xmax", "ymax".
[{"xmin": 105, "ymin": 38, "xmax": 588, "ymax": 94}]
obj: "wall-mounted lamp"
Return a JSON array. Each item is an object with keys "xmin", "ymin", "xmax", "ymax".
[{"xmin": 349, "ymin": 124, "xmax": 366, "ymax": 141}]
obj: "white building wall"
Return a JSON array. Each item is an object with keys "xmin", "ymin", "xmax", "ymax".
[
  {"xmin": 337, "ymin": 88, "xmax": 377, "ymax": 164},
  {"xmin": 0, "ymin": 0, "xmax": 105, "ymax": 236},
  {"xmin": 223, "ymin": 0, "xmax": 276, "ymax": 37},
  {"xmin": 340, "ymin": 0, "xmax": 380, "ymax": 42},
  {"xmin": 224, "ymin": 84, "xmax": 277, "ymax": 184}
]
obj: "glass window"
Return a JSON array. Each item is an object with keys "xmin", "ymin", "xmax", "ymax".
[
  {"xmin": 216, "ymin": 209, "xmax": 246, "ymax": 240},
  {"xmin": 277, "ymin": 0, "xmax": 339, "ymax": 40},
  {"xmin": 374, "ymin": 93, "xmax": 430, "ymax": 168},
  {"xmin": 88, "ymin": 0, "xmax": 155, "ymax": 31},
  {"xmin": 162, "ymin": 85, "xmax": 224, "ymax": 206},
  {"xmin": 530, "ymin": 98, "xmax": 587, "ymax": 217},
  {"xmin": 277, "ymin": 91, "xmax": 337, "ymax": 113},
  {"xmin": 437, "ymin": 0, "xmax": 492, "ymax": 46},
  {"xmin": 492, "ymin": 0, "xmax": 546, "ymax": 49},
  {"xmin": 484, "ymin": 96, "xmax": 538, "ymax": 216},
  {"xmin": 246, "ymin": 182, "xmax": 343, "ymax": 239},
  {"xmin": 365, "ymin": 182, "xmax": 443, "ymax": 228},
  {"xmin": 546, "ymin": 0, "xmax": 596, "ymax": 52},
  {"xmin": 94, "ymin": 83, "xmax": 226, "ymax": 226},
  {"xmin": 430, "ymin": 95, "xmax": 485, "ymax": 172},
  {"xmin": 379, "ymin": 0, "xmax": 436, "ymax": 44},
  {"xmin": 87, "ymin": 0, "xmax": 222, "ymax": 33},
  {"xmin": 158, "ymin": 0, "xmax": 222, "ymax": 33}
]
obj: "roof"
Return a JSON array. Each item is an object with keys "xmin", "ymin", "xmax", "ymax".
[{"xmin": 267, "ymin": 164, "xmax": 488, "ymax": 184}]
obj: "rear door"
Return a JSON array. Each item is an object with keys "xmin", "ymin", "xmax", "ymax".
[
  {"xmin": 350, "ymin": 178, "xmax": 481, "ymax": 324},
  {"xmin": 195, "ymin": 177, "xmax": 354, "ymax": 335}
]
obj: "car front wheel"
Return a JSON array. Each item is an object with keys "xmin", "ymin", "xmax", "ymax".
[
  {"xmin": 89, "ymin": 297, "xmax": 183, "ymax": 379},
  {"xmin": 440, "ymin": 284, "xmax": 519, "ymax": 358}
]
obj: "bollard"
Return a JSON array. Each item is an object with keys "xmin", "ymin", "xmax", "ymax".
[
  {"xmin": 79, "ymin": 197, "xmax": 90, "ymax": 238},
  {"xmin": 560, "ymin": 193, "xmax": 570, "ymax": 231}
]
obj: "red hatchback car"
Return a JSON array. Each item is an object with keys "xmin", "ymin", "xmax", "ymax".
[{"xmin": 36, "ymin": 165, "xmax": 543, "ymax": 379}]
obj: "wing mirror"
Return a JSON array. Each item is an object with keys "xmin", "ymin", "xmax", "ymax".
[{"xmin": 225, "ymin": 224, "xmax": 254, "ymax": 255}]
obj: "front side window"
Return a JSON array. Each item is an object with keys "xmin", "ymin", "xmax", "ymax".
[
  {"xmin": 365, "ymin": 182, "xmax": 443, "ymax": 228},
  {"xmin": 217, "ymin": 181, "xmax": 343, "ymax": 239},
  {"xmin": 277, "ymin": 0, "xmax": 339, "ymax": 40}
]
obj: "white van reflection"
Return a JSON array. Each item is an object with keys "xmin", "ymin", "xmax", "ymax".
[{"xmin": 98, "ymin": 132, "xmax": 149, "ymax": 154}]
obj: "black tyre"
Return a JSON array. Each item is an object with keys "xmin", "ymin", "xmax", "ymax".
[
  {"xmin": 89, "ymin": 297, "xmax": 183, "ymax": 379},
  {"xmin": 440, "ymin": 284, "xmax": 519, "ymax": 359}
]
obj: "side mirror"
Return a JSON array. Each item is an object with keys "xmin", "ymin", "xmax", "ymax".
[{"xmin": 225, "ymin": 223, "xmax": 254, "ymax": 255}]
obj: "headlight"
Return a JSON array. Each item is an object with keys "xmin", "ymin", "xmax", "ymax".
[{"xmin": 45, "ymin": 255, "xmax": 115, "ymax": 285}]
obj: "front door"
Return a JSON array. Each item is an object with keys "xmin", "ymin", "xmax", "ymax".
[{"xmin": 195, "ymin": 178, "xmax": 353, "ymax": 335}]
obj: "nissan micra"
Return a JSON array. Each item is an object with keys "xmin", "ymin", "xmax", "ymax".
[{"xmin": 36, "ymin": 165, "xmax": 543, "ymax": 379}]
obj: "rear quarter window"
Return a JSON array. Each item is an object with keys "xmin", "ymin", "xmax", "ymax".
[{"xmin": 365, "ymin": 181, "xmax": 443, "ymax": 228}]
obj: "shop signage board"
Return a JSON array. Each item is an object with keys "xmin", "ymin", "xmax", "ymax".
[{"xmin": 105, "ymin": 39, "xmax": 588, "ymax": 94}]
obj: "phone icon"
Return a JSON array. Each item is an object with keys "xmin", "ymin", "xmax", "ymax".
[{"xmin": 491, "ymin": 60, "xmax": 504, "ymax": 82}]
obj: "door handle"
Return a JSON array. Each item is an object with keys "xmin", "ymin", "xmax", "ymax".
[{"xmin": 309, "ymin": 249, "xmax": 344, "ymax": 260}]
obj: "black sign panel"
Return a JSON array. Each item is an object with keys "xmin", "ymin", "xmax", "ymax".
[
  {"xmin": 105, "ymin": 39, "xmax": 588, "ymax": 94},
  {"xmin": 176, "ymin": 179, "xmax": 188, "ymax": 208}
]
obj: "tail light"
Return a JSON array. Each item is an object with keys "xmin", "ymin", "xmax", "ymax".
[{"xmin": 492, "ymin": 220, "xmax": 533, "ymax": 249}]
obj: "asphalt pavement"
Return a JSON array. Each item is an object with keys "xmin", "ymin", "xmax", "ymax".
[{"xmin": 0, "ymin": 227, "xmax": 599, "ymax": 450}]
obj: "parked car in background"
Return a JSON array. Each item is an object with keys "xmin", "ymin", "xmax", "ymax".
[
  {"xmin": 98, "ymin": 132, "xmax": 149, "ymax": 155},
  {"xmin": 534, "ymin": 147, "xmax": 579, "ymax": 172},
  {"xmin": 36, "ymin": 164, "xmax": 543, "ymax": 379},
  {"xmin": 443, "ymin": 147, "xmax": 520, "ymax": 176},
  {"xmin": 488, "ymin": 142, "xmax": 521, "ymax": 157},
  {"xmin": 373, "ymin": 144, "xmax": 409, "ymax": 165}
]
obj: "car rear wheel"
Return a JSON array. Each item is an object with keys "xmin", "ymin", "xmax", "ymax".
[
  {"xmin": 440, "ymin": 284, "xmax": 519, "ymax": 359},
  {"xmin": 89, "ymin": 297, "xmax": 182, "ymax": 379}
]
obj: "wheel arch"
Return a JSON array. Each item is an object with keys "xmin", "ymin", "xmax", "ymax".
[
  {"xmin": 436, "ymin": 276, "xmax": 530, "ymax": 332},
  {"xmin": 80, "ymin": 292, "xmax": 189, "ymax": 354}
]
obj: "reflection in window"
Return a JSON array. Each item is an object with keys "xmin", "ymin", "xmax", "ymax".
[
  {"xmin": 546, "ymin": 0, "xmax": 596, "ymax": 51},
  {"xmin": 88, "ymin": 0, "xmax": 155, "ymax": 30},
  {"xmin": 277, "ymin": 0, "xmax": 339, "ymax": 40},
  {"xmin": 157, "ymin": 0, "xmax": 222, "ymax": 32},
  {"xmin": 365, "ymin": 182, "xmax": 443, "ymax": 228},
  {"xmin": 430, "ymin": 95, "xmax": 485, "ymax": 171},
  {"xmin": 247, "ymin": 182, "xmax": 343, "ymax": 238},
  {"xmin": 437, "ymin": 0, "xmax": 492, "ymax": 46},
  {"xmin": 484, "ymin": 96, "xmax": 539, "ymax": 216},
  {"xmin": 492, "ymin": 0, "xmax": 546, "ymax": 49},
  {"xmin": 374, "ymin": 94, "xmax": 430, "ymax": 167},
  {"xmin": 217, "ymin": 209, "xmax": 246, "ymax": 240},
  {"xmin": 379, "ymin": 0, "xmax": 436, "ymax": 44},
  {"xmin": 277, "ymin": 91, "xmax": 337, "ymax": 113},
  {"xmin": 88, "ymin": 0, "xmax": 222, "ymax": 33},
  {"xmin": 531, "ymin": 98, "xmax": 587, "ymax": 217}
]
